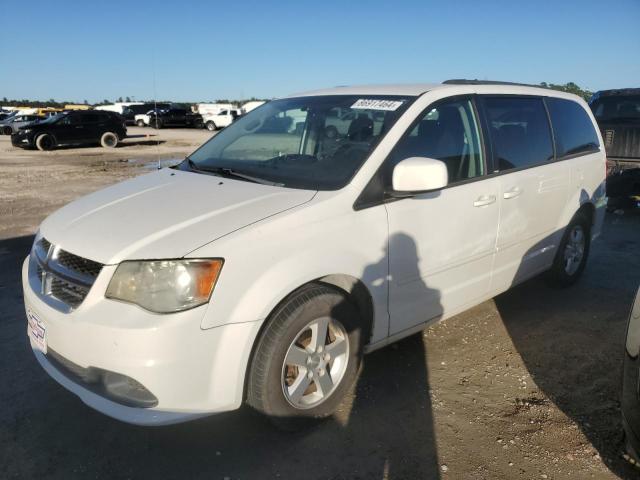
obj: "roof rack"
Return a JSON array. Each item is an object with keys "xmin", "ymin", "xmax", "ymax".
[{"xmin": 443, "ymin": 79, "xmax": 538, "ymax": 88}]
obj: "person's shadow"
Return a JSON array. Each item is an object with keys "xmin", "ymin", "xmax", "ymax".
[{"xmin": 328, "ymin": 232, "xmax": 442, "ymax": 479}]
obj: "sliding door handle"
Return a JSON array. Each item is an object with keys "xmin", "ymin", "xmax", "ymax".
[
  {"xmin": 473, "ymin": 195, "xmax": 496, "ymax": 207},
  {"xmin": 503, "ymin": 187, "xmax": 522, "ymax": 199}
]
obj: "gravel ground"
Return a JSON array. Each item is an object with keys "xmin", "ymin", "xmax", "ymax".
[{"xmin": 1, "ymin": 130, "xmax": 639, "ymax": 479}]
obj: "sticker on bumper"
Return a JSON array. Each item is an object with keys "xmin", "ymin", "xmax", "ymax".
[{"xmin": 27, "ymin": 307, "xmax": 47, "ymax": 354}]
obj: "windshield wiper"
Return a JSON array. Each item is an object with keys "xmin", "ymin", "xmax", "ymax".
[{"xmin": 185, "ymin": 159, "xmax": 282, "ymax": 186}]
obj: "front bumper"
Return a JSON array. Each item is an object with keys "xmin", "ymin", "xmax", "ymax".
[
  {"xmin": 11, "ymin": 132, "xmax": 33, "ymax": 148},
  {"xmin": 22, "ymin": 257, "xmax": 262, "ymax": 426}
]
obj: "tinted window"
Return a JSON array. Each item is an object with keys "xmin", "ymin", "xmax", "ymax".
[
  {"xmin": 484, "ymin": 97, "xmax": 553, "ymax": 171},
  {"xmin": 547, "ymin": 98, "xmax": 599, "ymax": 157},
  {"xmin": 591, "ymin": 95, "xmax": 640, "ymax": 123},
  {"xmin": 389, "ymin": 98, "xmax": 485, "ymax": 184}
]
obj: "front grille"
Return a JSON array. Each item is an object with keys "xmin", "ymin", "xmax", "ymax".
[
  {"xmin": 40, "ymin": 238, "xmax": 51, "ymax": 253},
  {"xmin": 50, "ymin": 277, "xmax": 90, "ymax": 309},
  {"xmin": 30, "ymin": 237, "xmax": 103, "ymax": 312},
  {"xmin": 57, "ymin": 250, "xmax": 102, "ymax": 278}
]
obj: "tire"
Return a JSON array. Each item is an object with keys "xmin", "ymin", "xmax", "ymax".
[
  {"xmin": 100, "ymin": 132, "xmax": 118, "ymax": 148},
  {"xmin": 136, "ymin": 119, "xmax": 145, "ymax": 127},
  {"xmin": 206, "ymin": 121, "xmax": 216, "ymax": 131},
  {"xmin": 153, "ymin": 119, "xmax": 163, "ymax": 129},
  {"xmin": 3, "ymin": 126, "xmax": 12, "ymax": 135},
  {"xmin": 35, "ymin": 134, "xmax": 55, "ymax": 151},
  {"xmin": 547, "ymin": 212, "xmax": 591, "ymax": 287},
  {"xmin": 247, "ymin": 283, "xmax": 364, "ymax": 430}
]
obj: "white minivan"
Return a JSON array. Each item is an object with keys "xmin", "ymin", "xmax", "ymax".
[{"xmin": 23, "ymin": 82, "xmax": 606, "ymax": 427}]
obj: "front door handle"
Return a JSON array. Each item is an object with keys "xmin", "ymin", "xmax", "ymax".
[
  {"xmin": 473, "ymin": 195, "xmax": 497, "ymax": 207},
  {"xmin": 503, "ymin": 187, "xmax": 522, "ymax": 199}
]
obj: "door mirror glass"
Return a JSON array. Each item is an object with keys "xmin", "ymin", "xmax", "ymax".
[{"xmin": 391, "ymin": 157, "xmax": 448, "ymax": 194}]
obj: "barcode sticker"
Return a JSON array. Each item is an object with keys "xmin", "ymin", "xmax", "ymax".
[{"xmin": 351, "ymin": 99, "xmax": 404, "ymax": 111}]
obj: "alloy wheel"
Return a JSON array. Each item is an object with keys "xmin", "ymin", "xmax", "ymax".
[
  {"xmin": 281, "ymin": 316, "xmax": 349, "ymax": 409},
  {"xmin": 564, "ymin": 225, "xmax": 585, "ymax": 275}
]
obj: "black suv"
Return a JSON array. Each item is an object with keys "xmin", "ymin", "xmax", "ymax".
[
  {"xmin": 11, "ymin": 110, "xmax": 127, "ymax": 151},
  {"xmin": 148, "ymin": 108, "xmax": 203, "ymax": 129},
  {"xmin": 590, "ymin": 88, "xmax": 640, "ymax": 197}
]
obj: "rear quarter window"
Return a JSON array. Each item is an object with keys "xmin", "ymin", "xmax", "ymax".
[{"xmin": 546, "ymin": 98, "xmax": 599, "ymax": 158}]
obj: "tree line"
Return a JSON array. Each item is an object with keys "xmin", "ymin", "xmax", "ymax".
[{"xmin": 1, "ymin": 84, "xmax": 593, "ymax": 108}]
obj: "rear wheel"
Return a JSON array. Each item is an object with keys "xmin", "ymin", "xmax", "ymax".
[
  {"xmin": 3, "ymin": 126, "xmax": 12, "ymax": 135},
  {"xmin": 247, "ymin": 283, "xmax": 364, "ymax": 429},
  {"xmin": 206, "ymin": 121, "xmax": 217, "ymax": 131},
  {"xmin": 136, "ymin": 119, "xmax": 145, "ymax": 127},
  {"xmin": 35, "ymin": 134, "xmax": 54, "ymax": 151},
  {"xmin": 100, "ymin": 132, "xmax": 118, "ymax": 148},
  {"xmin": 547, "ymin": 213, "xmax": 591, "ymax": 287}
]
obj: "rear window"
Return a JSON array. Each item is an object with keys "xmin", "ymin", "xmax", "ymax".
[
  {"xmin": 483, "ymin": 97, "xmax": 553, "ymax": 171},
  {"xmin": 547, "ymin": 98, "xmax": 599, "ymax": 158},
  {"xmin": 591, "ymin": 95, "xmax": 640, "ymax": 123}
]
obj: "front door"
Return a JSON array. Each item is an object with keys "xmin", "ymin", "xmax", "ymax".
[{"xmin": 385, "ymin": 97, "xmax": 499, "ymax": 335}]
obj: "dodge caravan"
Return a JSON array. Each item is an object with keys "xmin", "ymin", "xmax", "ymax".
[{"xmin": 23, "ymin": 81, "xmax": 607, "ymax": 427}]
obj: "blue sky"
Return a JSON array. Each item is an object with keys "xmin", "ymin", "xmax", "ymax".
[{"xmin": 1, "ymin": 0, "xmax": 638, "ymax": 102}]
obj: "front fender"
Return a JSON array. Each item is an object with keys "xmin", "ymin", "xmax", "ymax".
[{"xmin": 192, "ymin": 200, "xmax": 390, "ymax": 343}]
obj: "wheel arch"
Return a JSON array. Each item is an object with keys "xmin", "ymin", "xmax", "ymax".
[{"xmin": 241, "ymin": 274, "xmax": 375, "ymax": 401}]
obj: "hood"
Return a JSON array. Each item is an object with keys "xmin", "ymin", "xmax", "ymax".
[{"xmin": 40, "ymin": 168, "xmax": 316, "ymax": 264}]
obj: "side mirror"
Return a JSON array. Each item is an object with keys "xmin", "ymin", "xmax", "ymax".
[{"xmin": 391, "ymin": 157, "xmax": 448, "ymax": 195}]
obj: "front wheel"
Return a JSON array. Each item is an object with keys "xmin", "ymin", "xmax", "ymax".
[
  {"xmin": 136, "ymin": 119, "xmax": 145, "ymax": 127},
  {"xmin": 206, "ymin": 121, "xmax": 216, "ymax": 131},
  {"xmin": 3, "ymin": 126, "xmax": 12, "ymax": 135},
  {"xmin": 547, "ymin": 213, "xmax": 591, "ymax": 287},
  {"xmin": 247, "ymin": 283, "xmax": 364, "ymax": 429},
  {"xmin": 35, "ymin": 134, "xmax": 55, "ymax": 151}
]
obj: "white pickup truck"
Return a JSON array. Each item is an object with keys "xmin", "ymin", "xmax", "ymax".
[{"xmin": 202, "ymin": 109, "xmax": 241, "ymax": 131}]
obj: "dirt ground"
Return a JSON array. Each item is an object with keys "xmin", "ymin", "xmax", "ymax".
[{"xmin": 1, "ymin": 130, "xmax": 640, "ymax": 480}]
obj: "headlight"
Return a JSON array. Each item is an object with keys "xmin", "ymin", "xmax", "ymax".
[
  {"xmin": 21, "ymin": 129, "xmax": 31, "ymax": 134},
  {"xmin": 105, "ymin": 259, "xmax": 223, "ymax": 313}
]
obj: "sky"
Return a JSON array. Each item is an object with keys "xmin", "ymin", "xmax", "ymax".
[{"xmin": 1, "ymin": 0, "xmax": 639, "ymax": 103}]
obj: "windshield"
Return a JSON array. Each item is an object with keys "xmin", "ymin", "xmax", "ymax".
[
  {"xmin": 185, "ymin": 95, "xmax": 413, "ymax": 190},
  {"xmin": 591, "ymin": 95, "xmax": 640, "ymax": 123}
]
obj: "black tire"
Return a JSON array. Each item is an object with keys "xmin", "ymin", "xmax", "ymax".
[
  {"xmin": 100, "ymin": 132, "xmax": 118, "ymax": 148},
  {"xmin": 153, "ymin": 119, "xmax": 163, "ymax": 129},
  {"xmin": 35, "ymin": 134, "xmax": 55, "ymax": 151},
  {"xmin": 3, "ymin": 126, "xmax": 12, "ymax": 135},
  {"xmin": 136, "ymin": 119, "xmax": 145, "ymax": 127},
  {"xmin": 547, "ymin": 212, "xmax": 591, "ymax": 287},
  {"xmin": 206, "ymin": 121, "xmax": 216, "ymax": 131},
  {"xmin": 247, "ymin": 283, "xmax": 364, "ymax": 430}
]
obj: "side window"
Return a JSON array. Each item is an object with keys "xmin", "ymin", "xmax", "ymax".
[
  {"xmin": 483, "ymin": 97, "xmax": 553, "ymax": 171},
  {"xmin": 547, "ymin": 98, "xmax": 599, "ymax": 157},
  {"xmin": 390, "ymin": 98, "xmax": 485, "ymax": 184}
]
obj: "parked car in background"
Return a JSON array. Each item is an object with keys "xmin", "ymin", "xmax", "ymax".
[
  {"xmin": 22, "ymin": 82, "xmax": 605, "ymax": 428},
  {"xmin": 622, "ymin": 287, "xmax": 640, "ymax": 466},
  {"xmin": 202, "ymin": 108, "xmax": 241, "ymax": 131},
  {"xmin": 192, "ymin": 103, "xmax": 235, "ymax": 117},
  {"xmin": 148, "ymin": 107, "xmax": 203, "ymax": 129},
  {"xmin": 123, "ymin": 103, "xmax": 170, "ymax": 126},
  {"xmin": 0, "ymin": 114, "xmax": 43, "ymax": 135},
  {"xmin": 12, "ymin": 110, "xmax": 126, "ymax": 150},
  {"xmin": 590, "ymin": 88, "xmax": 640, "ymax": 198}
]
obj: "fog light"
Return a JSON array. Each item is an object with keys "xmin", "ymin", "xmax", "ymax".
[{"xmin": 102, "ymin": 371, "xmax": 158, "ymax": 408}]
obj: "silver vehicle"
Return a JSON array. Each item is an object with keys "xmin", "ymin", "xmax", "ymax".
[{"xmin": 0, "ymin": 114, "xmax": 42, "ymax": 135}]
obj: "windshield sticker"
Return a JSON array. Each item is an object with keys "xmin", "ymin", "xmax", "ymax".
[{"xmin": 351, "ymin": 99, "xmax": 404, "ymax": 111}]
